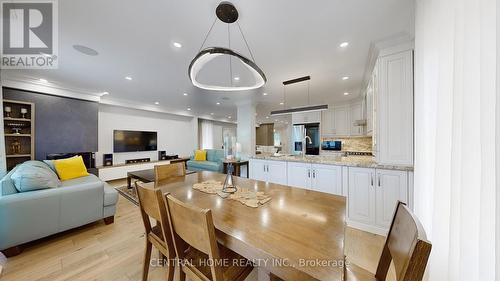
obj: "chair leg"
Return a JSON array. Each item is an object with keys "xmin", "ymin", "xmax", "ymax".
[
  {"xmin": 165, "ymin": 262, "xmax": 175, "ymax": 281},
  {"xmin": 179, "ymin": 267, "xmax": 186, "ymax": 281},
  {"xmin": 142, "ymin": 240, "xmax": 153, "ymax": 281}
]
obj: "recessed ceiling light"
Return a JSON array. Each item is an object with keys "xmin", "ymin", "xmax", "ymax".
[
  {"xmin": 101, "ymin": 91, "xmax": 109, "ymax": 96},
  {"xmin": 342, "ymin": 76, "xmax": 350, "ymax": 80},
  {"xmin": 266, "ymin": 116, "xmax": 269, "ymax": 119},
  {"xmin": 279, "ymin": 102, "xmax": 284, "ymax": 105},
  {"xmin": 39, "ymin": 78, "xmax": 48, "ymax": 83},
  {"xmin": 154, "ymin": 101, "xmax": 159, "ymax": 105},
  {"xmin": 173, "ymin": 42, "xmax": 182, "ymax": 48},
  {"xmin": 228, "ymin": 116, "xmax": 232, "ymax": 119},
  {"xmin": 262, "ymin": 92, "xmax": 268, "ymax": 96},
  {"xmin": 125, "ymin": 76, "xmax": 132, "ymax": 80},
  {"xmin": 274, "ymin": 119, "xmax": 278, "ymax": 122},
  {"xmin": 340, "ymin": 42, "xmax": 349, "ymax": 48},
  {"xmin": 187, "ymin": 107, "xmax": 191, "ymax": 111},
  {"xmin": 344, "ymin": 92, "xmax": 350, "ymax": 96},
  {"xmin": 183, "ymin": 93, "xmax": 188, "ymax": 96},
  {"xmin": 210, "ymin": 113, "xmax": 214, "ymax": 115},
  {"xmin": 216, "ymin": 102, "xmax": 221, "ymax": 105},
  {"xmin": 234, "ymin": 77, "xmax": 240, "ymax": 81}
]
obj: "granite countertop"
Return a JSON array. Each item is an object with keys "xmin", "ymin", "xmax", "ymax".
[{"xmin": 251, "ymin": 154, "xmax": 413, "ymax": 171}]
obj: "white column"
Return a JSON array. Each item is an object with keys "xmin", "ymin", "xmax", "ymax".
[
  {"xmin": 414, "ymin": 0, "xmax": 497, "ymax": 280},
  {"xmin": 236, "ymin": 101, "xmax": 256, "ymax": 160}
]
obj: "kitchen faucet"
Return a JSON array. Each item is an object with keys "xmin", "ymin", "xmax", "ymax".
[{"xmin": 302, "ymin": 135, "xmax": 312, "ymax": 157}]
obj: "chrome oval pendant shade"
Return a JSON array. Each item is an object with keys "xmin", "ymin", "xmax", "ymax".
[{"xmin": 189, "ymin": 2, "xmax": 266, "ymax": 92}]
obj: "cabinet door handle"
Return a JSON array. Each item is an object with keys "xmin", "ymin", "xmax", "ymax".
[
  {"xmin": 378, "ymin": 176, "xmax": 381, "ymax": 187},
  {"xmin": 308, "ymin": 169, "xmax": 311, "ymax": 178},
  {"xmin": 371, "ymin": 174, "xmax": 374, "ymax": 186},
  {"xmin": 313, "ymin": 170, "xmax": 316, "ymax": 178},
  {"xmin": 266, "ymin": 165, "xmax": 269, "ymax": 172},
  {"xmin": 264, "ymin": 165, "xmax": 266, "ymax": 172}
]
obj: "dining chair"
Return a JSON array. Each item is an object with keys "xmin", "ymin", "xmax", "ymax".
[
  {"xmin": 155, "ymin": 162, "xmax": 186, "ymax": 184},
  {"xmin": 165, "ymin": 193, "xmax": 254, "ymax": 281},
  {"xmin": 135, "ymin": 182, "xmax": 176, "ymax": 281},
  {"xmin": 345, "ymin": 201, "xmax": 432, "ymax": 281}
]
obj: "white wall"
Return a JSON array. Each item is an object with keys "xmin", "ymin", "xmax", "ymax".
[{"xmin": 97, "ymin": 104, "xmax": 195, "ymax": 165}]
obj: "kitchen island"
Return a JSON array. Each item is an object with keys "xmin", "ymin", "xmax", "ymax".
[{"xmin": 249, "ymin": 154, "xmax": 413, "ymax": 235}]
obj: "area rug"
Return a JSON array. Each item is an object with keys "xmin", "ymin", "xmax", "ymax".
[
  {"xmin": 115, "ymin": 185, "xmax": 139, "ymax": 206},
  {"xmin": 193, "ymin": 180, "xmax": 271, "ymax": 208}
]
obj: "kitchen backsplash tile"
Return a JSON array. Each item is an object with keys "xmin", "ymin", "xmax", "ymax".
[{"xmin": 322, "ymin": 136, "xmax": 372, "ymax": 152}]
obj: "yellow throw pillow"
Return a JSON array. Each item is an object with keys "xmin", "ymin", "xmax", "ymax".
[
  {"xmin": 53, "ymin": 156, "xmax": 90, "ymax": 181},
  {"xmin": 194, "ymin": 150, "xmax": 207, "ymax": 161}
]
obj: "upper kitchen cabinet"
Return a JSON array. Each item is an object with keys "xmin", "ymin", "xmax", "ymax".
[
  {"xmin": 292, "ymin": 111, "xmax": 321, "ymax": 125},
  {"xmin": 349, "ymin": 102, "xmax": 364, "ymax": 136},
  {"xmin": 321, "ymin": 105, "xmax": 350, "ymax": 137},
  {"xmin": 375, "ymin": 46, "xmax": 414, "ymax": 166}
]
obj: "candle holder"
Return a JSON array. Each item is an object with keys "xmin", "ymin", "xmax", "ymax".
[
  {"xmin": 20, "ymin": 108, "xmax": 28, "ymax": 119},
  {"xmin": 4, "ymin": 106, "xmax": 11, "ymax": 118},
  {"xmin": 222, "ymin": 163, "xmax": 237, "ymax": 193}
]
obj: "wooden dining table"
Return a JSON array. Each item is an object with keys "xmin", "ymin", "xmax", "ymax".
[{"xmin": 148, "ymin": 171, "xmax": 346, "ymax": 281}]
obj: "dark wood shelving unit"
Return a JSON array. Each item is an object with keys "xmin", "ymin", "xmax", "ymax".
[{"xmin": 3, "ymin": 100, "xmax": 35, "ymax": 170}]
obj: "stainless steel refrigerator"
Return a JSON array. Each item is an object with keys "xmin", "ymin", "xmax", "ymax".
[{"xmin": 292, "ymin": 123, "xmax": 320, "ymax": 155}]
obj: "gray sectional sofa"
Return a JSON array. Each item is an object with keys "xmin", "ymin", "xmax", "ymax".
[{"xmin": 0, "ymin": 160, "xmax": 118, "ymax": 256}]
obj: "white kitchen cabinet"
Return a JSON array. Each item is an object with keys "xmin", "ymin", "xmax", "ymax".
[
  {"xmin": 366, "ymin": 76, "xmax": 374, "ymax": 136},
  {"xmin": 375, "ymin": 169, "xmax": 408, "ymax": 228},
  {"xmin": 249, "ymin": 159, "xmax": 267, "ymax": 182},
  {"xmin": 249, "ymin": 159, "xmax": 287, "ymax": 185},
  {"xmin": 349, "ymin": 102, "xmax": 363, "ymax": 136},
  {"xmin": 347, "ymin": 167, "xmax": 409, "ymax": 234},
  {"xmin": 287, "ymin": 162, "xmax": 311, "ymax": 189},
  {"xmin": 286, "ymin": 162, "xmax": 342, "ymax": 195},
  {"xmin": 333, "ymin": 105, "xmax": 349, "ymax": 136},
  {"xmin": 312, "ymin": 164, "xmax": 342, "ymax": 195},
  {"xmin": 292, "ymin": 111, "xmax": 321, "ymax": 125},
  {"xmin": 348, "ymin": 167, "xmax": 376, "ymax": 225},
  {"xmin": 321, "ymin": 110, "xmax": 334, "ymax": 136},
  {"xmin": 267, "ymin": 160, "xmax": 288, "ymax": 185},
  {"xmin": 376, "ymin": 49, "xmax": 414, "ymax": 165}
]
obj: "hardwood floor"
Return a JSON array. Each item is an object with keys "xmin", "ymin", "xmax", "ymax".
[{"xmin": 1, "ymin": 179, "xmax": 390, "ymax": 281}]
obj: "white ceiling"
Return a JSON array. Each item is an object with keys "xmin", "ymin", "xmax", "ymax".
[{"xmin": 2, "ymin": 0, "xmax": 415, "ymax": 123}]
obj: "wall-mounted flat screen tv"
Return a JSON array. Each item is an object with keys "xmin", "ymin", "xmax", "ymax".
[{"xmin": 113, "ymin": 130, "xmax": 157, "ymax": 152}]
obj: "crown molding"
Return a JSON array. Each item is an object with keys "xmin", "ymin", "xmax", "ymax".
[
  {"xmin": 360, "ymin": 33, "xmax": 415, "ymax": 97},
  {"xmin": 0, "ymin": 73, "xmax": 102, "ymax": 102}
]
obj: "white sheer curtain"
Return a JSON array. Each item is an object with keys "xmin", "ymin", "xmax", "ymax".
[
  {"xmin": 414, "ymin": 0, "xmax": 497, "ymax": 280},
  {"xmin": 200, "ymin": 120, "xmax": 214, "ymax": 149}
]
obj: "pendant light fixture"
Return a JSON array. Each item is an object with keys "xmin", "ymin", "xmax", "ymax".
[
  {"xmin": 188, "ymin": 2, "xmax": 266, "ymax": 91},
  {"xmin": 270, "ymin": 76, "xmax": 329, "ymax": 116}
]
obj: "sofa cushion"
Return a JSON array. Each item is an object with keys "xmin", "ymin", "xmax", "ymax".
[
  {"xmin": 194, "ymin": 150, "xmax": 207, "ymax": 161},
  {"xmin": 43, "ymin": 160, "xmax": 56, "ymax": 173},
  {"xmin": 54, "ymin": 156, "xmax": 90, "ymax": 181},
  {"xmin": 11, "ymin": 162, "xmax": 61, "ymax": 192},
  {"xmin": 0, "ymin": 167, "xmax": 19, "ymax": 196},
  {"xmin": 187, "ymin": 160, "xmax": 220, "ymax": 171},
  {"xmin": 103, "ymin": 183, "xmax": 118, "ymax": 207},
  {"xmin": 60, "ymin": 173, "xmax": 102, "ymax": 188},
  {"xmin": 207, "ymin": 149, "xmax": 224, "ymax": 162}
]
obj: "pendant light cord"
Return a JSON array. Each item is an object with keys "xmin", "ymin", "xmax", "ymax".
[
  {"xmin": 236, "ymin": 22, "xmax": 256, "ymax": 63},
  {"xmin": 198, "ymin": 18, "xmax": 217, "ymax": 53},
  {"xmin": 228, "ymin": 23, "xmax": 233, "ymax": 86}
]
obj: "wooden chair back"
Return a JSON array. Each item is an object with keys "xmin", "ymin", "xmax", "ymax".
[
  {"xmin": 135, "ymin": 182, "xmax": 175, "ymax": 257},
  {"xmin": 155, "ymin": 163, "xmax": 186, "ymax": 184},
  {"xmin": 165, "ymin": 194, "xmax": 224, "ymax": 281},
  {"xmin": 375, "ymin": 201, "xmax": 432, "ymax": 281}
]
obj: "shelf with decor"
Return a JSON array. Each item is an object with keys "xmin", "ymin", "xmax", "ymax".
[{"xmin": 3, "ymin": 99, "xmax": 35, "ymax": 170}]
